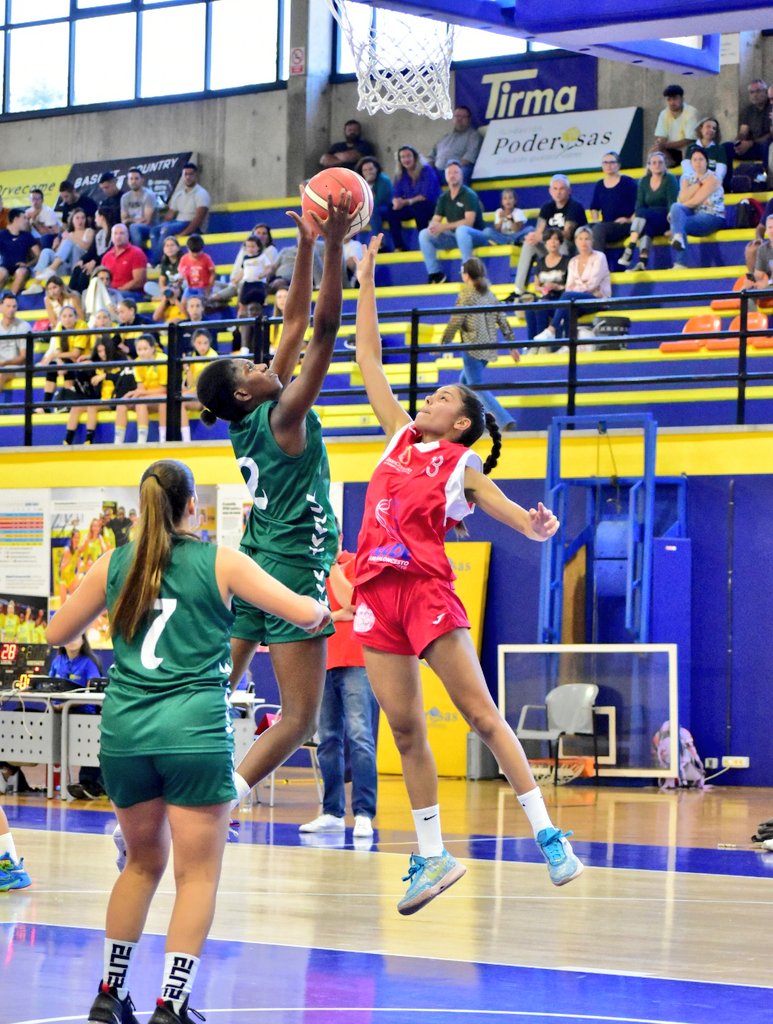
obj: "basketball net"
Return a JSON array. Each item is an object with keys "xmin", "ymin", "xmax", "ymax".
[{"xmin": 326, "ymin": 0, "xmax": 455, "ymax": 120}]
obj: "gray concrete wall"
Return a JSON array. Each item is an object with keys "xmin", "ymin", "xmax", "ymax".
[{"xmin": 1, "ymin": 25, "xmax": 771, "ymax": 202}]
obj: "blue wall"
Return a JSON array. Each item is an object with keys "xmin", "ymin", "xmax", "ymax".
[{"xmin": 343, "ymin": 474, "xmax": 772, "ymax": 787}]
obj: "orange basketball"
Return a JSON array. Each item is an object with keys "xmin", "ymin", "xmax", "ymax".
[{"xmin": 301, "ymin": 167, "xmax": 374, "ymax": 241}]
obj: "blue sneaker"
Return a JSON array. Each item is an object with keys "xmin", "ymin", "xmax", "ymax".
[
  {"xmin": 536, "ymin": 827, "xmax": 584, "ymax": 886},
  {"xmin": 397, "ymin": 849, "xmax": 466, "ymax": 916},
  {"xmin": 0, "ymin": 852, "xmax": 31, "ymax": 892}
]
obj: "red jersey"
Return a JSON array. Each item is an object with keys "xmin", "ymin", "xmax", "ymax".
[
  {"xmin": 326, "ymin": 551, "xmax": 365, "ymax": 670},
  {"xmin": 179, "ymin": 251, "xmax": 216, "ymax": 289},
  {"xmin": 355, "ymin": 423, "xmax": 482, "ymax": 585}
]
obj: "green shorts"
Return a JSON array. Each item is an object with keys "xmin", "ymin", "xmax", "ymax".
[
  {"xmin": 101, "ymin": 750, "xmax": 236, "ymax": 808},
  {"xmin": 231, "ymin": 551, "xmax": 334, "ymax": 646}
]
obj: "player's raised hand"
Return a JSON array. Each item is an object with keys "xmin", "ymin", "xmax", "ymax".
[
  {"xmin": 355, "ymin": 234, "xmax": 383, "ymax": 286},
  {"xmin": 529, "ymin": 501, "xmax": 559, "ymax": 540},
  {"xmin": 316, "ymin": 189, "xmax": 361, "ymax": 244}
]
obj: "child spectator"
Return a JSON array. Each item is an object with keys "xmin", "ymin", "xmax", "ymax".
[
  {"xmin": 37, "ymin": 304, "xmax": 91, "ymax": 411},
  {"xmin": 233, "ymin": 234, "xmax": 272, "ymax": 312},
  {"xmin": 120, "ymin": 333, "xmax": 167, "ymax": 443},
  {"xmin": 178, "ymin": 233, "xmax": 216, "ymax": 305},
  {"xmin": 484, "ymin": 188, "xmax": 530, "ymax": 245}
]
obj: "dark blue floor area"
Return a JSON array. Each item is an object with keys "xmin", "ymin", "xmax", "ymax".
[
  {"xmin": 6, "ymin": 802, "xmax": 773, "ymax": 878},
  {"xmin": 1, "ymin": 921, "xmax": 767, "ymax": 1024}
]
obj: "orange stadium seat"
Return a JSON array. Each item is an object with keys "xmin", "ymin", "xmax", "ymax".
[{"xmin": 660, "ymin": 315, "xmax": 721, "ymax": 353}]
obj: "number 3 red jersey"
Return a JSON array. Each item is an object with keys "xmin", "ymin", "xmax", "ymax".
[{"xmin": 354, "ymin": 423, "xmax": 483, "ymax": 585}]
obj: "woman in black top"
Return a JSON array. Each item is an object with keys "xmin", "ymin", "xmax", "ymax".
[{"xmin": 523, "ymin": 228, "xmax": 570, "ymax": 352}]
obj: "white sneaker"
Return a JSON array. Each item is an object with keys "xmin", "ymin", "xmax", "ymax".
[
  {"xmin": 533, "ymin": 327, "xmax": 556, "ymax": 342},
  {"xmin": 112, "ymin": 823, "xmax": 126, "ymax": 872},
  {"xmin": 763, "ymin": 838, "xmax": 773, "ymax": 851},
  {"xmin": 353, "ymin": 815, "xmax": 373, "ymax": 838},
  {"xmin": 298, "ymin": 813, "xmax": 345, "ymax": 833}
]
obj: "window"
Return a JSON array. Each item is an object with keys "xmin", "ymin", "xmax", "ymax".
[
  {"xmin": 73, "ymin": 14, "xmax": 137, "ymax": 106},
  {"xmin": 0, "ymin": 0, "xmax": 287, "ymax": 119},
  {"xmin": 8, "ymin": 22, "xmax": 69, "ymax": 113}
]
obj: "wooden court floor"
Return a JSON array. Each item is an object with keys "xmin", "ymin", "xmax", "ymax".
[{"xmin": 2, "ymin": 775, "xmax": 772, "ymax": 1024}]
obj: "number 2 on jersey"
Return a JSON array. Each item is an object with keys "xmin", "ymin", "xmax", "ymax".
[{"xmin": 140, "ymin": 598, "xmax": 178, "ymax": 670}]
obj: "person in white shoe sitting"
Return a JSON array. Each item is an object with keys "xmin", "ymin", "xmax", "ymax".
[
  {"xmin": 300, "ymin": 532, "xmax": 378, "ymax": 840},
  {"xmin": 531, "ymin": 226, "xmax": 611, "ymax": 347}
]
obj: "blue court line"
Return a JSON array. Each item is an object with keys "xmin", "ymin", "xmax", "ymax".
[
  {"xmin": 0, "ymin": 922, "xmax": 769, "ymax": 1024},
  {"xmin": 6, "ymin": 802, "xmax": 773, "ymax": 879}
]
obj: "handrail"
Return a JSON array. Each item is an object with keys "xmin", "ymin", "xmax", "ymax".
[{"xmin": 2, "ymin": 283, "xmax": 773, "ymax": 444}]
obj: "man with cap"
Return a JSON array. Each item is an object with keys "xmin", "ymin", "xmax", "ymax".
[
  {"xmin": 417, "ymin": 160, "xmax": 486, "ymax": 284},
  {"xmin": 97, "ymin": 171, "xmax": 123, "ymax": 220},
  {"xmin": 510, "ymin": 174, "xmax": 587, "ymax": 297},
  {"xmin": 652, "ymin": 85, "xmax": 698, "ymax": 168}
]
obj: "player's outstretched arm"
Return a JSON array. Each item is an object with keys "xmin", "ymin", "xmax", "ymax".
[
  {"xmin": 354, "ymin": 235, "xmax": 412, "ymax": 440},
  {"xmin": 269, "ymin": 199, "xmax": 318, "ymax": 386},
  {"xmin": 272, "ymin": 191, "xmax": 356, "ymax": 441},
  {"xmin": 46, "ymin": 553, "xmax": 112, "ymax": 645},
  {"xmin": 216, "ymin": 547, "xmax": 331, "ymax": 632},
  {"xmin": 463, "ymin": 468, "xmax": 559, "ymax": 542}
]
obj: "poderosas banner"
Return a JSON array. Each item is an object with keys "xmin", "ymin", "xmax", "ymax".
[{"xmin": 65, "ymin": 151, "xmax": 194, "ymax": 208}]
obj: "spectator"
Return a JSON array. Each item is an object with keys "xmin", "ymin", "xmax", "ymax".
[
  {"xmin": 34, "ymin": 208, "xmax": 94, "ymax": 281},
  {"xmin": 685, "ymin": 117, "xmax": 727, "ymax": 182},
  {"xmin": 669, "ymin": 149, "xmax": 725, "ymax": 269},
  {"xmin": 744, "ymin": 196, "xmax": 773, "ymax": 278},
  {"xmin": 428, "ymin": 105, "xmax": 482, "ymax": 185},
  {"xmin": 50, "ymin": 636, "xmax": 106, "ymax": 798},
  {"xmin": 25, "ymin": 188, "xmax": 62, "ymax": 249},
  {"xmin": 178, "ymin": 233, "xmax": 216, "ymax": 304},
  {"xmin": 652, "ymin": 84, "xmax": 698, "ymax": 168},
  {"xmin": 732, "ymin": 79, "xmax": 772, "ymax": 164},
  {"xmin": 266, "ymin": 237, "xmax": 323, "ymax": 293},
  {"xmin": 208, "ymin": 225, "xmax": 276, "ymax": 310},
  {"xmin": 0, "ymin": 293, "xmax": 27, "ymax": 399},
  {"xmin": 520, "ymin": 228, "xmax": 570, "ymax": 350},
  {"xmin": 63, "ymin": 323, "xmax": 116, "ymax": 446},
  {"xmin": 232, "ymin": 300, "xmax": 270, "ymax": 360},
  {"xmin": 252, "ymin": 223, "xmax": 279, "ymax": 267},
  {"xmin": 111, "ymin": 297, "xmax": 150, "ymax": 359},
  {"xmin": 149, "ymin": 162, "xmax": 211, "ymax": 262},
  {"xmin": 82, "ymin": 265, "xmax": 122, "ymax": 322},
  {"xmin": 752, "ymin": 213, "xmax": 773, "ymax": 294},
  {"xmin": 233, "ymin": 234, "xmax": 271, "ymax": 312},
  {"xmin": 387, "ymin": 144, "xmax": 441, "ymax": 251},
  {"xmin": 121, "ymin": 333, "xmax": 168, "ymax": 444},
  {"xmin": 101, "ymin": 223, "xmax": 148, "ymax": 299},
  {"xmin": 320, "ymin": 118, "xmax": 375, "ymax": 170},
  {"xmin": 484, "ymin": 188, "xmax": 530, "ymax": 245},
  {"xmin": 418, "ymin": 160, "xmax": 486, "ymax": 284},
  {"xmin": 0, "ymin": 210, "xmax": 39, "ymax": 295},
  {"xmin": 37, "ymin": 304, "xmax": 92, "ymax": 410},
  {"xmin": 97, "ymin": 171, "xmax": 123, "ymax": 221},
  {"xmin": 299, "ymin": 531, "xmax": 379, "ymax": 841},
  {"xmin": 176, "ymin": 295, "xmax": 208, "ymax": 355},
  {"xmin": 532, "ymin": 225, "xmax": 611, "ymax": 344},
  {"xmin": 510, "ymin": 175, "xmax": 587, "ymax": 297},
  {"xmin": 588, "ymin": 152, "xmax": 637, "ymax": 259},
  {"xmin": 0, "ymin": 196, "xmax": 7, "ymax": 232},
  {"xmin": 44, "ymin": 275, "xmax": 85, "ymax": 326},
  {"xmin": 69, "ymin": 203, "xmax": 117, "ymax": 294},
  {"xmin": 55, "ymin": 179, "xmax": 98, "ymax": 225},
  {"xmin": 111, "ymin": 506, "xmax": 132, "ymax": 547},
  {"xmin": 619, "ymin": 151, "xmax": 679, "ymax": 272},
  {"xmin": 120, "ymin": 167, "xmax": 158, "ymax": 249},
  {"xmin": 180, "ymin": 327, "xmax": 217, "ymax": 431},
  {"xmin": 152, "ymin": 280, "xmax": 187, "ymax": 326},
  {"xmin": 146, "ymin": 235, "xmax": 185, "ymax": 301},
  {"xmin": 440, "ymin": 257, "xmax": 517, "ymax": 431},
  {"xmin": 355, "ymin": 156, "xmax": 393, "ymax": 241}
]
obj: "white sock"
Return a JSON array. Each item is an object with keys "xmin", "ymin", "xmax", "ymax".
[
  {"xmin": 0, "ymin": 832, "xmax": 18, "ymax": 862},
  {"xmin": 411, "ymin": 804, "xmax": 444, "ymax": 858},
  {"xmin": 158, "ymin": 425, "xmax": 167, "ymax": 442},
  {"xmin": 137, "ymin": 426, "xmax": 149, "ymax": 444},
  {"xmin": 518, "ymin": 786, "xmax": 554, "ymax": 837},
  {"xmin": 229, "ymin": 771, "xmax": 252, "ymax": 810},
  {"xmin": 181, "ymin": 426, "xmax": 191, "ymax": 443},
  {"xmin": 161, "ymin": 952, "xmax": 199, "ymax": 1013},
  {"xmin": 103, "ymin": 938, "xmax": 137, "ymax": 999},
  {"xmin": 114, "ymin": 426, "xmax": 126, "ymax": 444}
]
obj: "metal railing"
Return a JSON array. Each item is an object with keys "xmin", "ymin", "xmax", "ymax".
[{"xmin": 2, "ymin": 284, "xmax": 773, "ymax": 445}]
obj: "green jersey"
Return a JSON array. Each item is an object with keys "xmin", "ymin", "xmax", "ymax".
[
  {"xmin": 102, "ymin": 538, "xmax": 235, "ymax": 756},
  {"xmin": 229, "ymin": 402, "xmax": 338, "ymax": 571}
]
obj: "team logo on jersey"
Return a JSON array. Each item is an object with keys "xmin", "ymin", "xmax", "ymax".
[
  {"xmin": 354, "ymin": 602, "xmax": 375, "ymax": 633},
  {"xmin": 370, "ymin": 498, "xmax": 411, "ymax": 568},
  {"xmin": 425, "ymin": 455, "xmax": 444, "ymax": 477},
  {"xmin": 398, "ymin": 445, "xmax": 412, "ymax": 466}
]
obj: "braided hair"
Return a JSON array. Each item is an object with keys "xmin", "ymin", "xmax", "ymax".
[
  {"xmin": 196, "ymin": 358, "xmax": 246, "ymax": 426},
  {"xmin": 454, "ymin": 385, "xmax": 501, "ymax": 475}
]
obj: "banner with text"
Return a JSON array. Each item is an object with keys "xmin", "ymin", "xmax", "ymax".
[
  {"xmin": 473, "ymin": 107, "xmax": 641, "ymax": 180},
  {"xmin": 455, "ymin": 55, "xmax": 598, "ymax": 129},
  {"xmin": 0, "ymin": 166, "xmax": 72, "ymax": 208},
  {"xmin": 66, "ymin": 151, "xmax": 193, "ymax": 208}
]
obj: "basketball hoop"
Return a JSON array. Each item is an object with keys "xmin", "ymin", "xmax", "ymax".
[{"xmin": 326, "ymin": 0, "xmax": 455, "ymax": 120}]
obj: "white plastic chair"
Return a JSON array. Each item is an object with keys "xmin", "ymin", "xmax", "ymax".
[{"xmin": 516, "ymin": 683, "xmax": 600, "ymax": 785}]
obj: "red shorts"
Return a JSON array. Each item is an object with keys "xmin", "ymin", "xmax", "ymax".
[{"xmin": 353, "ymin": 570, "xmax": 470, "ymax": 657}]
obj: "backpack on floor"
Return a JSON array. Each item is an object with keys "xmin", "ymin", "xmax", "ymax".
[
  {"xmin": 734, "ymin": 197, "xmax": 765, "ymax": 229},
  {"xmin": 653, "ymin": 720, "xmax": 705, "ymax": 789}
]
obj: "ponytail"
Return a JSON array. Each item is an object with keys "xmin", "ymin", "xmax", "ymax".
[
  {"xmin": 110, "ymin": 460, "xmax": 196, "ymax": 642},
  {"xmin": 453, "ymin": 399, "xmax": 501, "ymax": 537},
  {"xmin": 481, "ymin": 414, "xmax": 501, "ymax": 475}
]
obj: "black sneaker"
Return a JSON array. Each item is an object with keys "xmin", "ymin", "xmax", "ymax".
[
  {"xmin": 148, "ymin": 997, "xmax": 205, "ymax": 1024},
  {"xmin": 81, "ymin": 782, "xmax": 106, "ymax": 799},
  {"xmin": 427, "ymin": 272, "xmax": 447, "ymax": 285},
  {"xmin": 67, "ymin": 783, "xmax": 87, "ymax": 799},
  {"xmin": 87, "ymin": 983, "xmax": 139, "ymax": 1024}
]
